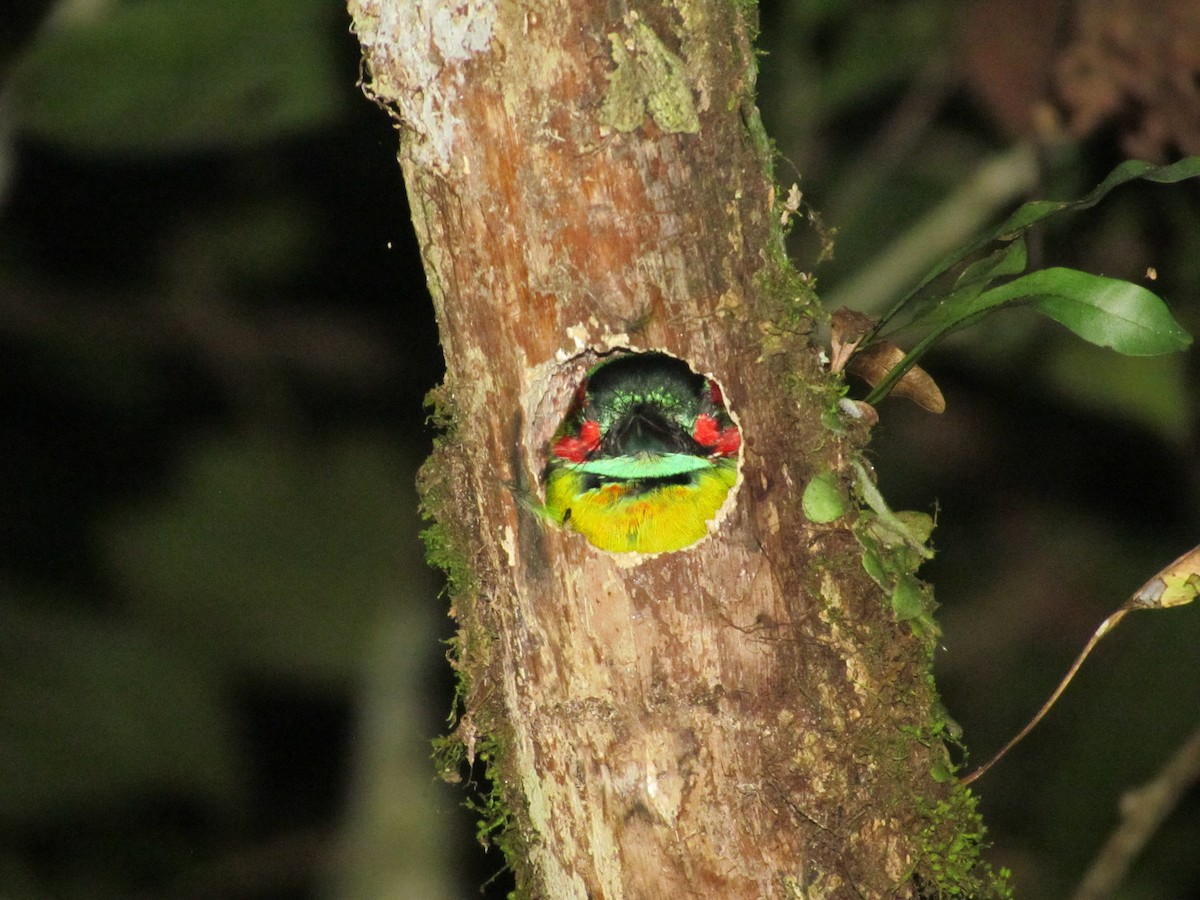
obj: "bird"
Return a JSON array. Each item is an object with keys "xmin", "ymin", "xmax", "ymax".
[{"xmin": 543, "ymin": 352, "xmax": 740, "ymax": 553}]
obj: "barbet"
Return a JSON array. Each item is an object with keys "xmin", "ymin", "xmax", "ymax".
[{"xmin": 544, "ymin": 352, "xmax": 741, "ymax": 553}]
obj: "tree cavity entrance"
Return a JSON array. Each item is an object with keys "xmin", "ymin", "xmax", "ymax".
[{"xmin": 542, "ymin": 350, "xmax": 741, "ymax": 554}]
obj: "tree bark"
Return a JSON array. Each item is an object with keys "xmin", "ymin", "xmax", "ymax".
[{"xmin": 348, "ymin": 1, "xmax": 999, "ymax": 896}]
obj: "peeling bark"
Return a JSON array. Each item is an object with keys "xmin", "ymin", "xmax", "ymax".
[{"xmin": 348, "ymin": 1, "xmax": 996, "ymax": 896}]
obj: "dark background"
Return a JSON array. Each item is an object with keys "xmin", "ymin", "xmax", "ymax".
[{"xmin": 1, "ymin": 1, "xmax": 1198, "ymax": 897}]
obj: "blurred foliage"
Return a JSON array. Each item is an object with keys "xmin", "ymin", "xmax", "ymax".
[
  {"xmin": 103, "ymin": 436, "xmax": 415, "ymax": 683},
  {"xmin": 0, "ymin": 0, "xmax": 1197, "ymax": 899},
  {"xmin": 1, "ymin": 598, "xmax": 237, "ymax": 819},
  {"xmin": 0, "ymin": 0, "xmax": 463, "ymax": 897},
  {"xmin": 8, "ymin": 0, "xmax": 344, "ymax": 155}
]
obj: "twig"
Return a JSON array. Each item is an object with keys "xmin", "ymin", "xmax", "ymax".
[
  {"xmin": 1071, "ymin": 721, "xmax": 1200, "ymax": 900},
  {"xmin": 958, "ymin": 608, "xmax": 1128, "ymax": 787},
  {"xmin": 961, "ymin": 544, "xmax": 1199, "ymax": 786}
]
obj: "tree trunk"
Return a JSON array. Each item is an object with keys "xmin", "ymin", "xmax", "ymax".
[{"xmin": 348, "ymin": 1, "xmax": 1001, "ymax": 896}]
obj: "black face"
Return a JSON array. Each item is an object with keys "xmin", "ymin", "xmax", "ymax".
[{"xmin": 596, "ymin": 402, "xmax": 706, "ymax": 459}]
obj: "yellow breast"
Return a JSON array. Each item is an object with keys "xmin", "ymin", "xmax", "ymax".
[{"xmin": 545, "ymin": 461, "xmax": 736, "ymax": 554}]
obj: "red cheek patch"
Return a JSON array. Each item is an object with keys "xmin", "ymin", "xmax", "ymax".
[
  {"xmin": 713, "ymin": 427, "xmax": 741, "ymax": 456},
  {"xmin": 694, "ymin": 415, "xmax": 741, "ymax": 457},
  {"xmin": 553, "ymin": 419, "xmax": 601, "ymax": 462},
  {"xmin": 693, "ymin": 413, "xmax": 720, "ymax": 448}
]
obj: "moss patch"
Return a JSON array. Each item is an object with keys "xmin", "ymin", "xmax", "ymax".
[{"xmin": 915, "ymin": 788, "xmax": 1013, "ymax": 897}]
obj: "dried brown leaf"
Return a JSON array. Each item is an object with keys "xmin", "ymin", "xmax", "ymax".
[
  {"xmin": 829, "ymin": 308, "xmax": 876, "ymax": 374},
  {"xmin": 847, "ymin": 342, "xmax": 946, "ymax": 413}
]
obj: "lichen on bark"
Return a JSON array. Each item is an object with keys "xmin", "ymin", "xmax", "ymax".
[{"xmin": 599, "ymin": 18, "xmax": 700, "ymax": 134}]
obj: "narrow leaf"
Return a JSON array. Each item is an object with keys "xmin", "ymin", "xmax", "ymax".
[
  {"xmin": 996, "ymin": 157, "xmax": 1200, "ymax": 238},
  {"xmin": 948, "ymin": 158, "xmax": 1200, "ymax": 296},
  {"xmin": 955, "ymin": 236, "xmax": 1028, "ymax": 291},
  {"xmin": 911, "ymin": 268, "xmax": 1191, "ymax": 355},
  {"xmin": 888, "ymin": 237, "xmax": 1031, "ymax": 334},
  {"xmin": 866, "ymin": 264, "xmax": 1190, "ymax": 406},
  {"xmin": 872, "ymin": 156, "xmax": 1200, "ymax": 337}
]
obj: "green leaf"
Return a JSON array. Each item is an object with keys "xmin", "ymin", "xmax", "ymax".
[
  {"xmin": 996, "ymin": 157, "xmax": 1200, "ymax": 238},
  {"xmin": 929, "ymin": 759, "xmax": 955, "ymax": 783},
  {"xmin": 872, "ymin": 156, "xmax": 1200, "ymax": 337},
  {"xmin": 0, "ymin": 604, "xmax": 237, "ymax": 817},
  {"xmin": 891, "ymin": 574, "xmax": 926, "ymax": 621},
  {"xmin": 861, "ymin": 543, "xmax": 888, "ymax": 586},
  {"xmin": 8, "ymin": 0, "xmax": 343, "ymax": 155},
  {"xmin": 915, "ymin": 268, "xmax": 1191, "ymax": 352},
  {"xmin": 954, "ymin": 236, "xmax": 1028, "ymax": 292},
  {"xmin": 802, "ymin": 470, "xmax": 850, "ymax": 523},
  {"xmin": 894, "ymin": 238, "xmax": 1031, "ymax": 333},
  {"xmin": 1024, "ymin": 269, "xmax": 1193, "ymax": 355},
  {"xmin": 866, "ymin": 267, "xmax": 1190, "ymax": 404},
  {"xmin": 852, "ymin": 460, "xmax": 934, "ymax": 559}
]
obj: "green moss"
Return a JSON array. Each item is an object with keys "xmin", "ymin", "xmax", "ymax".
[
  {"xmin": 467, "ymin": 738, "xmax": 519, "ymax": 850},
  {"xmin": 731, "ymin": 0, "xmax": 760, "ymax": 18},
  {"xmin": 422, "ymin": 382, "xmax": 457, "ymax": 434},
  {"xmin": 433, "ymin": 722, "xmax": 530, "ymax": 897},
  {"xmin": 753, "ymin": 224, "xmax": 1003, "ymax": 896},
  {"xmin": 713, "ymin": 0, "xmax": 1004, "ymax": 890},
  {"xmin": 417, "ymin": 385, "xmax": 474, "ymax": 597},
  {"xmin": 914, "ymin": 789, "xmax": 1013, "ymax": 897},
  {"xmin": 803, "ymin": 436, "xmax": 1006, "ymax": 892},
  {"xmin": 418, "ymin": 382, "xmax": 526, "ymax": 885},
  {"xmin": 750, "ymin": 261, "xmax": 823, "ymax": 357}
]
